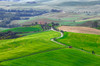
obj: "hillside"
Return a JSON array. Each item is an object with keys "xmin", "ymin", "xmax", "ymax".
[
  {"xmin": 2, "ymin": 25, "xmax": 42, "ymax": 32},
  {"xmin": 58, "ymin": 1, "xmax": 100, "ymax": 6},
  {"xmin": 58, "ymin": 26, "xmax": 100, "ymax": 35},
  {"xmin": 1, "ymin": 48, "xmax": 100, "ymax": 66},
  {"xmin": 0, "ymin": 31, "xmax": 64, "ymax": 62},
  {"xmin": 56, "ymin": 32, "xmax": 100, "ymax": 55},
  {"xmin": 0, "ymin": 30, "xmax": 100, "ymax": 66}
]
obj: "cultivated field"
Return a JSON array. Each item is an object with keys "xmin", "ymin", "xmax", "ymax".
[
  {"xmin": 58, "ymin": 26, "xmax": 100, "ymax": 35},
  {"xmin": 10, "ymin": 17, "xmax": 61, "ymax": 25},
  {"xmin": 8, "ymin": 12, "xmax": 100, "ymax": 26}
]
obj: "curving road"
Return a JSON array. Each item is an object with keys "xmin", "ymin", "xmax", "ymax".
[{"xmin": 50, "ymin": 27, "xmax": 67, "ymax": 46}]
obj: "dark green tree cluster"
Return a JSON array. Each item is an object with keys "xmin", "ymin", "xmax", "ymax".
[
  {"xmin": 0, "ymin": 31, "xmax": 21, "ymax": 39},
  {"xmin": 92, "ymin": 21, "xmax": 98, "ymax": 28}
]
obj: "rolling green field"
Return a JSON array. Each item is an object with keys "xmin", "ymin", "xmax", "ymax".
[
  {"xmin": 56, "ymin": 32, "xmax": 100, "ymax": 55},
  {"xmin": 1, "ymin": 48, "xmax": 100, "ymax": 66},
  {"xmin": 59, "ymin": 21, "xmax": 86, "ymax": 26},
  {"xmin": 2, "ymin": 25, "xmax": 42, "ymax": 32},
  {"xmin": 0, "ymin": 31, "xmax": 64, "ymax": 62},
  {"xmin": 0, "ymin": 30, "xmax": 100, "ymax": 66}
]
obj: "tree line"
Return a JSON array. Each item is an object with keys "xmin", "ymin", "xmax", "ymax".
[{"xmin": 0, "ymin": 8, "xmax": 49, "ymax": 28}]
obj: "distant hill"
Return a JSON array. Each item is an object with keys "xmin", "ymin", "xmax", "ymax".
[{"xmin": 58, "ymin": 1, "xmax": 100, "ymax": 6}]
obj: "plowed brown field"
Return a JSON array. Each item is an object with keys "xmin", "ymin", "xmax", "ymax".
[{"xmin": 58, "ymin": 26, "xmax": 100, "ymax": 35}]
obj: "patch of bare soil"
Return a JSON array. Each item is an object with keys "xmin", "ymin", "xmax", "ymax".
[{"xmin": 58, "ymin": 26, "xmax": 100, "ymax": 35}]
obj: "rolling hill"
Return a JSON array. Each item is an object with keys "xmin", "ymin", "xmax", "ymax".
[
  {"xmin": 1, "ymin": 25, "xmax": 42, "ymax": 32},
  {"xmin": 1, "ymin": 48, "xmax": 100, "ymax": 66},
  {"xmin": 0, "ymin": 31, "xmax": 64, "ymax": 62},
  {"xmin": 58, "ymin": 1, "xmax": 100, "ymax": 6},
  {"xmin": 56, "ymin": 32, "xmax": 100, "ymax": 55},
  {"xmin": 0, "ymin": 29, "xmax": 100, "ymax": 66}
]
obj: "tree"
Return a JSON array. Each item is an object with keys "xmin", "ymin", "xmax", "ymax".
[
  {"xmin": 51, "ymin": 22, "xmax": 55, "ymax": 26},
  {"xmin": 35, "ymin": 22, "xmax": 38, "ymax": 25},
  {"xmin": 92, "ymin": 51, "xmax": 95, "ymax": 54},
  {"xmin": 92, "ymin": 21, "xmax": 98, "ymax": 28},
  {"xmin": 61, "ymin": 30, "xmax": 64, "ymax": 33}
]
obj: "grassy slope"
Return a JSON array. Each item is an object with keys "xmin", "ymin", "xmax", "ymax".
[
  {"xmin": 2, "ymin": 25, "xmax": 42, "ymax": 32},
  {"xmin": 0, "ymin": 31, "xmax": 64, "ymax": 62},
  {"xmin": 0, "ymin": 31, "xmax": 100, "ymax": 66},
  {"xmin": 1, "ymin": 48, "xmax": 100, "ymax": 66},
  {"xmin": 56, "ymin": 32, "xmax": 100, "ymax": 55},
  {"xmin": 0, "ymin": 28, "xmax": 8, "ymax": 31},
  {"xmin": 97, "ymin": 27, "xmax": 100, "ymax": 30},
  {"xmin": 59, "ymin": 21, "xmax": 85, "ymax": 26}
]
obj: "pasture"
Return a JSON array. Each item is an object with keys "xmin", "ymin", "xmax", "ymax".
[
  {"xmin": 1, "ymin": 48, "xmax": 100, "ymax": 66},
  {"xmin": 0, "ymin": 31, "xmax": 64, "ymax": 62},
  {"xmin": 1, "ymin": 25, "xmax": 42, "ymax": 32},
  {"xmin": 56, "ymin": 32, "xmax": 100, "ymax": 55}
]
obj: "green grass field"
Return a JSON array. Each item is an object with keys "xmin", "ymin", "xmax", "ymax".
[
  {"xmin": 56, "ymin": 32, "xmax": 100, "ymax": 55},
  {"xmin": 97, "ymin": 27, "xmax": 100, "ymax": 30},
  {"xmin": 1, "ymin": 48, "xmax": 100, "ymax": 66},
  {"xmin": 59, "ymin": 21, "xmax": 86, "ymax": 26},
  {"xmin": 0, "ymin": 30, "xmax": 100, "ymax": 66},
  {"xmin": 0, "ymin": 31, "xmax": 65, "ymax": 62},
  {"xmin": 2, "ymin": 25, "xmax": 42, "ymax": 32}
]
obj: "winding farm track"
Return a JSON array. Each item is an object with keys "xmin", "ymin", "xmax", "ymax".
[{"xmin": 50, "ymin": 27, "xmax": 67, "ymax": 46}]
